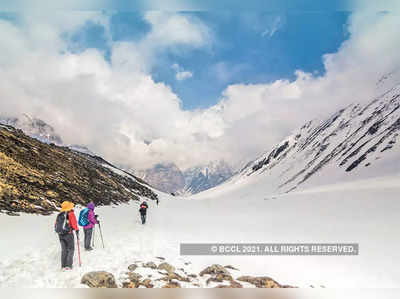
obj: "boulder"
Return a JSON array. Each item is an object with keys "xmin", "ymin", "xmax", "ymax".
[
  {"xmin": 128, "ymin": 264, "xmax": 138, "ymax": 271},
  {"xmin": 206, "ymin": 273, "xmax": 233, "ymax": 285},
  {"xmin": 230, "ymin": 280, "xmax": 243, "ymax": 288},
  {"xmin": 157, "ymin": 262, "xmax": 175, "ymax": 273},
  {"xmin": 237, "ymin": 276, "xmax": 282, "ymax": 288},
  {"xmin": 122, "ymin": 272, "xmax": 142, "ymax": 288},
  {"xmin": 81, "ymin": 271, "xmax": 118, "ymax": 288},
  {"xmin": 141, "ymin": 278, "xmax": 154, "ymax": 288},
  {"xmin": 199, "ymin": 264, "xmax": 231, "ymax": 277},
  {"xmin": 162, "ymin": 272, "xmax": 191, "ymax": 282},
  {"xmin": 143, "ymin": 262, "xmax": 157, "ymax": 269}
]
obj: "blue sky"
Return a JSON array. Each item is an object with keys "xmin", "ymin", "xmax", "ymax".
[
  {"xmin": 1, "ymin": 5, "xmax": 399, "ymax": 169},
  {"xmin": 63, "ymin": 11, "xmax": 350, "ymax": 110}
]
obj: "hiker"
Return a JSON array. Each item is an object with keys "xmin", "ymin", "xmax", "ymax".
[
  {"xmin": 55, "ymin": 201, "xmax": 79, "ymax": 270},
  {"xmin": 139, "ymin": 201, "xmax": 148, "ymax": 224},
  {"xmin": 82, "ymin": 202, "xmax": 98, "ymax": 251}
]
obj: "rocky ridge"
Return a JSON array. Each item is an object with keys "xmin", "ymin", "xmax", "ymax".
[{"xmin": 0, "ymin": 124, "xmax": 157, "ymax": 215}]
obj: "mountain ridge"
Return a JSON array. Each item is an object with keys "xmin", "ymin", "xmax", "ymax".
[
  {"xmin": 0, "ymin": 123, "xmax": 157, "ymax": 215},
  {"xmin": 232, "ymin": 83, "xmax": 400, "ymax": 193}
]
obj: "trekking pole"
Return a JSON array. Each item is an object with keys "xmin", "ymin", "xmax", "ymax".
[
  {"xmin": 92, "ymin": 226, "xmax": 95, "ymax": 248},
  {"xmin": 76, "ymin": 234, "xmax": 82, "ymax": 267},
  {"xmin": 98, "ymin": 222, "xmax": 105, "ymax": 249}
]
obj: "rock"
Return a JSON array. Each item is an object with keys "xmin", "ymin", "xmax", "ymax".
[
  {"xmin": 206, "ymin": 273, "xmax": 233, "ymax": 285},
  {"xmin": 141, "ymin": 278, "xmax": 154, "ymax": 288},
  {"xmin": 188, "ymin": 274, "xmax": 197, "ymax": 278},
  {"xmin": 215, "ymin": 273, "xmax": 233, "ymax": 281},
  {"xmin": 157, "ymin": 262, "xmax": 175, "ymax": 273},
  {"xmin": 156, "ymin": 277, "xmax": 169, "ymax": 282},
  {"xmin": 237, "ymin": 276, "xmax": 282, "ymax": 288},
  {"xmin": 122, "ymin": 281, "xmax": 138, "ymax": 288},
  {"xmin": 230, "ymin": 280, "xmax": 243, "ymax": 288},
  {"xmin": 199, "ymin": 264, "xmax": 231, "ymax": 277},
  {"xmin": 122, "ymin": 272, "xmax": 142, "ymax": 288},
  {"xmin": 128, "ymin": 264, "xmax": 138, "ymax": 271},
  {"xmin": 162, "ymin": 281, "xmax": 181, "ymax": 288},
  {"xmin": 206, "ymin": 277, "xmax": 223, "ymax": 285},
  {"xmin": 166, "ymin": 272, "xmax": 190, "ymax": 282},
  {"xmin": 143, "ymin": 262, "xmax": 157, "ymax": 269},
  {"xmin": 81, "ymin": 271, "xmax": 118, "ymax": 288}
]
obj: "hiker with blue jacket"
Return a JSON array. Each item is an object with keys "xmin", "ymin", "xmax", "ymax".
[{"xmin": 82, "ymin": 202, "xmax": 98, "ymax": 251}]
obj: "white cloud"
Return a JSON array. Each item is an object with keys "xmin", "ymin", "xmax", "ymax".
[
  {"xmin": 0, "ymin": 5, "xmax": 400, "ymax": 172},
  {"xmin": 176, "ymin": 71, "xmax": 193, "ymax": 81},
  {"xmin": 172, "ymin": 63, "xmax": 193, "ymax": 81}
]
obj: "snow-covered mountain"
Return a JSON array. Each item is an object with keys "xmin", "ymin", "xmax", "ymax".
[
  {"xmin": 182, "ymin": 160, "xmax": 234, "ymax": 194},
  {"xmin": 0, "ymin": 114, "xmax": 63, "ymax": 145},
  {"xmin": 0, "ymin": 114, "xmax": 103, "ymax": 157},
  {"xmin": 133, "ymin": 161, "xmax": 234, "ymax": 195},
  {"xmin": 133, "ymin": 163, "xmax": 186, "ymax": 194},
  {"xmin": 233, "ymin": 83, "xmax": 400, "ymax": 193}
]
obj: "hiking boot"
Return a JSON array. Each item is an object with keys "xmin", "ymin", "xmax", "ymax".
[{"xmin": 86, "ymin": 247, "xmax": 93, "ymax": 251}]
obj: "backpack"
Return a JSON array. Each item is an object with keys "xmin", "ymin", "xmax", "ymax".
[
  {"xmin": 78, "ymin": 208, "xmax": 89, "ymax": 226},
  {"xmin": 55, "ymin": 212, "xmax": 70, "ymax": 234}
]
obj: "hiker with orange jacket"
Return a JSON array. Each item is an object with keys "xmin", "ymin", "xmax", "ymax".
[{"xmin": 55, "ymin": 201, "xmax": 79, "ymax": 270}]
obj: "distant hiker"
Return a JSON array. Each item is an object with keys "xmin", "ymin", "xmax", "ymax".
[
  {"xmin": 139, "ymin": 201, "xmax": 149, "ymax": 224},
  {"xmin": 79, "ymin": 202, "xmax": 98, "ymax": 251},
  {"xmin": 55, "ymin": 201, "xmax": 79, "ymax": 270}
]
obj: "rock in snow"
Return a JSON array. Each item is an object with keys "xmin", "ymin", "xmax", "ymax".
[{"xmin": 81, "ymin": 271, "xmax": 118, "ymax": 288}]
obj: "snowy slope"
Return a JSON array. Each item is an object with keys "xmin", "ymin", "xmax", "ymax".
[
  {"xmin": 1, "ymin": 173, "xmax": 399, "ymax": 287},
  {"xmin": 230, "ymin": 84, "xmax": 400, "ymax": 193}
]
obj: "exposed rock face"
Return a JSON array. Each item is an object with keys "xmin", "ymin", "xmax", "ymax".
[
  {"xmin": 0, "ymin": 115, "xmax": 63, "ymax": 145},
  {"xmin": 133, "ymin": 160, "xmax": 234, "ymax": 195},
  {"xmin": 81, "ymin": 271, "xmax": 118, "ymax": 288},
  {"xmin": 236, "ymin": 84, "xmax": 400, "ymax": 192},
  {"xmin": 0, "ymin": 125, "xmax": 157, "ymax": 215},
  {"xmin": 182, "ymin": 160, "xmax": 234, "ymax": 194},
  {"xmin": 135, "ymin": 163, "xmax": 185, "ymax": 194}
]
